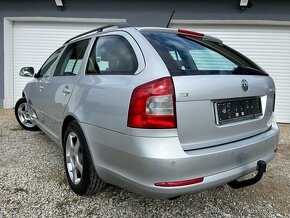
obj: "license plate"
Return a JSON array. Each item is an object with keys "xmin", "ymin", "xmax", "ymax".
[{"xmin": 214, "ymin": 97, "xmax": 262, "ymax": 125}]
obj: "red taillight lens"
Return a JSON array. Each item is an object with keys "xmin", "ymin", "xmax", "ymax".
[
  {"xmin": 127, "ymin": 77, "xmax": 176, "ymax": 129},
  {"xmin": 154, "ymin": 177, "xmax": 204, "ymax": 187}
]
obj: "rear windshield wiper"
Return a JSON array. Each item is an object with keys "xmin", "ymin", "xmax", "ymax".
[{"xmin": 232, "ymin": 66, "xmax": 268, "ymax": 76}]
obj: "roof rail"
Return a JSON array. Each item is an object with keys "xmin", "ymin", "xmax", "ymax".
[{"xmin": 64, "ymin": 23, "xmax": 131, "ymax": 44}]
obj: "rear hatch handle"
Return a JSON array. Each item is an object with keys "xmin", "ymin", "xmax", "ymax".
[{"xmin": 228, "ymin": 160, "xmax": 267, "ymax": 189}]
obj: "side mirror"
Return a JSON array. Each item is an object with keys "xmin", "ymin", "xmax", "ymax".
[{"xmin": 19, "ymin": 67, "xmax": 34, "ymax": 77}]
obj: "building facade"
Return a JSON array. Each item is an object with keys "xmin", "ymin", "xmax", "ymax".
[{"xmin": 0, "ymin": 0, "xmax": 290, "ymax": 122}]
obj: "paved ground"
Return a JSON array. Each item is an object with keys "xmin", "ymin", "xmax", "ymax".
[{"xmin": 0, "ymin": 109, "xmax": 289, "ymax": 217}]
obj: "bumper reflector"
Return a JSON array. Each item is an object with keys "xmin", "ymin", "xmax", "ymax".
[{"xmin": 154, "ymin": 177, "xmax": 204, "ymax": 187}]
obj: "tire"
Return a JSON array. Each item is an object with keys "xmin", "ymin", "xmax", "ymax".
[
  {"xmin": 15, "ymin": 97, "xmax": 40, "ymax": 131},
  {"xmin": 63, "ymin": 120, "xmax": 106, "ymax": 196}
]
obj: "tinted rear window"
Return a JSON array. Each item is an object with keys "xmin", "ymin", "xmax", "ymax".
[{"xmin": 143, "ymin": 32, "xmax": 267, "ymax": 76}]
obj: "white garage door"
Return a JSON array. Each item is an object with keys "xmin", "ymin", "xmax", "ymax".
[
  {"xmin": 13, "ymin": 21, "xmax": 123, "ymax": 106},
  {"xmin": 171, "ymin": 22, "xmax": 290, "ymax": 123}
]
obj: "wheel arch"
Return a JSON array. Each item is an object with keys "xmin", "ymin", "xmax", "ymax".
[
  {"xmin": 61, "ymin": 114, "xmax": 106, "ymax": 194},
  {"xmin": 61, "ymin": 114, "xmax": 100, "ymax": 175},
  {"xmin": 61, "ymin": 115, "xmax": 78, "ymax": 146}
]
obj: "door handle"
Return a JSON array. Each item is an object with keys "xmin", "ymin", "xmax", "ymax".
[
  {"xmin": 39, "ymin": 84, "xmax": 44, "ymax": 92},
  {"xmin": 63, "ymin": 86, "xmax": 71, "ymax": 95}
]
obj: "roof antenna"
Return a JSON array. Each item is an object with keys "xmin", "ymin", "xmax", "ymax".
[{"xmin": 166, "ymin": 9, "xmax": 175, "ymax": 28}]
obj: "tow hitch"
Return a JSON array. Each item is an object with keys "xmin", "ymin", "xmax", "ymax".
[{"xmin": 228, "ymin": 160, "xmax": 267, "ymax": 189}]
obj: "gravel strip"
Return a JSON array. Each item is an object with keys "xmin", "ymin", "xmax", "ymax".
[{"xmin": 0, "ymin": 109, "xmax": 289, "ymax": 217}]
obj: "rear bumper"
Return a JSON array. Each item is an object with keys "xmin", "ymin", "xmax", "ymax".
[{"xmin": 81, "ymin": 122, "xmax": 279, "ymax": 198}]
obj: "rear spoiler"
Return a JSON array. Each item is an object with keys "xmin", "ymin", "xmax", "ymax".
[{"xmin": 138, "ymin": 27, "xmax": 223, "ymax": 44}]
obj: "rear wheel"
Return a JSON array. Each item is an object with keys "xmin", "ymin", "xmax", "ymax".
[
  {"xmin": 15, "ymin": 97, "xmax": 39, "ymax": 131},
  {"xmin": 63, "ymin": 121, "xmax": 106, "ymax": 195}
]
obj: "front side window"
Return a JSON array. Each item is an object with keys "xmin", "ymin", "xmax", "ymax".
[
  {"xmin": 86, "ymin": 35, "xmax": 138, "ymax": 75},
  {"xmin": 37, "ymin": 47, "xmax": 63, "ymax": 78},
  {"xmin": 54, "ymin": 39, "xmax": 90, "ymax": 76}
]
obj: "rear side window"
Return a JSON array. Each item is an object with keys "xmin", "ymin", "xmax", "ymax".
[
  {"xmin": 86, "ymin": 35, "xmax": 138, "ymax": 75},
  {"xmin": 54, "ymin": 39, "xmax": 90, "ymax": 76},
  {"xmin": 143, "ymin": 32, "xmax": 265, "ymax": 76}
]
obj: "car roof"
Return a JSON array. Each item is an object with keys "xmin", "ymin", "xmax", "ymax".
[{"xmin": 64, "ymin": 24, "xmax": 223, "ymax": 45}]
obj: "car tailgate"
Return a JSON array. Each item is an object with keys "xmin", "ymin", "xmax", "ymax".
[{"xmin": 173, "ymin": 74, "xmax": 275, "ymax": 150}]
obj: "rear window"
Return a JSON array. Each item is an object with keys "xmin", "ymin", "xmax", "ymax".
[{"xmin": 143, "ymin": 32, "xmax": 266, "ymax": 76}]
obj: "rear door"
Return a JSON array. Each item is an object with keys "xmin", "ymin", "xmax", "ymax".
[
  {"xmin": 38, "ymin": 39, "xmax": 90, "ymax": 140},
  {"xmin": 143, "ymin": 32, "xmax": 275, "ymax": 150},
  {"xmin": 75, "ymin": 32, "xmax": 144, "ymax": 133}
]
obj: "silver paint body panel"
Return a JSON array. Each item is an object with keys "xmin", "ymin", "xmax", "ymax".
[{"xmin": 22, "ymin": 27, "xmax": 279, "ymax": 198}]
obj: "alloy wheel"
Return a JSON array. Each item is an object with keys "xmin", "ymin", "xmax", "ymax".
[
  {"xmin": 66, "ymin": 132, "xmax": 84, "ymax": 185},
  {"xmin": 17, "ymin": 103, "xmax": 35, "ymax": 128}
]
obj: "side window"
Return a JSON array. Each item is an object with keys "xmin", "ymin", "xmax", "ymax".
[
  {"xmin": 54, "ymin": 39, "xmax": 90, "ymax": 76},
  {"xmin": 38, "ymin": 47, "xmax": 63, "ymax": 78},
  {"xmin": 86, "ymin": 35, "xmax": 138, "ymax": 75}
]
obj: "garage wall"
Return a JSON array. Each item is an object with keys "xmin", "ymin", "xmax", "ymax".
[{"xmin": 1, "ymin": 0, "xmax": 290, "ymax": 108}]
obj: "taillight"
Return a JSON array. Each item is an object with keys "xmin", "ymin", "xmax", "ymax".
[{"xmin": 127, "ymin": 77, "xmax": 176, "ymax": 128}]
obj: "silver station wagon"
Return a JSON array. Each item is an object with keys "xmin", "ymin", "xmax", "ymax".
[{"xmin": 15, "ymin": 24, "xmax": 279, "ymax": 199}]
